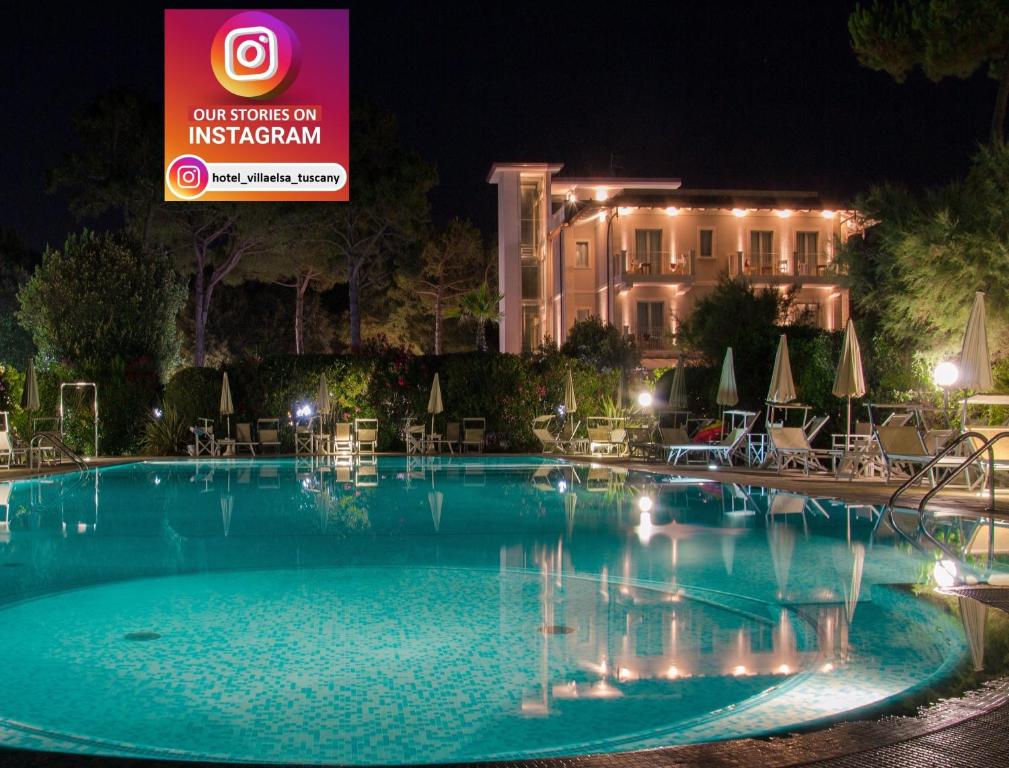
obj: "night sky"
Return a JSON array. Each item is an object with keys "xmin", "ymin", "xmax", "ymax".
[{"xmin": 4, "ymin": 1, "xmax": 996, "ymax": 250}]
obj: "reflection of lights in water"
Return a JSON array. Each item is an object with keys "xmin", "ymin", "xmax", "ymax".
[
  {"xmin": 707, "ymin": 464, "xmax": 718, "ymax": 471},
  {"xmin": 636, "ymin": 511, "xmax": 654, "ymax": 544},
  {"xmin": 617, "ymin": 667, "xmax": 636, "ymax": 682},
  {"xmin": 821, "ymin": 662, "xmax": 834, "ymax": 673},
  {"xmin": 777, "ymin": 664, "xmax": 791, "ymax": 675},
  {"xmin": 933, "ymin": 559, "xmax": 957, "ymax": 588},
  {"xmin": 153, "ymin": 476, "xmax": 161, "ymax": 486},
  {"xmin": 665, "ymin": 665, "xmax": 680, "ymax": 679},
  {"xmin": 589, "ymin": 680, "xmax": 622, "ymax": 698},
  {"xmin": 732, "ymin": 665, "xmax": 747, "ymax": 676},
  {"xmin": 558, "ymin": 480, "xmax": 567, "ymax": 494}
]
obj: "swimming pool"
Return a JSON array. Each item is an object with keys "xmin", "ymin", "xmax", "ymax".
[{"xmin": 0, "ymin": 457, "xmax": 969, "ymax": 765}]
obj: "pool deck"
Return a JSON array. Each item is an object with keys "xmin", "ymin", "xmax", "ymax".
[{"xmin": 4, "ymin": 453, "xmax": 1009, "ymax": 767}]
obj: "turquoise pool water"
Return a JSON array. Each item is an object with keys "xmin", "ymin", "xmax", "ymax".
[{"xmin": 0, "ymin": 457, "xmax": 967, "ymax": 764}]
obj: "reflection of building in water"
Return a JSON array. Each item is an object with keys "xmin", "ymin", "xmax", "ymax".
[{"xmin": 502, "ymin": 535, "xmax": 852, "ymax": 715}]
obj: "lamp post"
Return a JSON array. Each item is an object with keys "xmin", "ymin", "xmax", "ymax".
[{"xmin": 933, "ymin": 361, "xmax": 959, "ymax": 426}]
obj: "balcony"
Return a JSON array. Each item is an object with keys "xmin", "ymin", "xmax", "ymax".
[
  {"xmin": 615, "ymin": 250, "xmax": 695, "ymax": 286},
  {"xmin": 731, "ymin": 252, "xmax": 845, "ymax": 284}
]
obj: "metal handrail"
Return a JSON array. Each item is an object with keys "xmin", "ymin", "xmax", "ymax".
[
  {"xmin": 884, "ymin": 430, "xmax": 1009, "ymax": 583},
  {"xmin": 30, "ymin": 432, "xmax": 88, "ymax": 472}
]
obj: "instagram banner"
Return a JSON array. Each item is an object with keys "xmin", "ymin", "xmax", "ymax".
[{"xmin": 164, "ymin": 9, "xmax": 349, "ymax": 201}]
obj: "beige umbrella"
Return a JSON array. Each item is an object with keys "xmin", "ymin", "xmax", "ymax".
[
  {"xmin": 21, "ymin": 357, "xmax": 39, "ymax": 414},
  {"xmin": 427, "ymin": 373, "xmax": 444, "ymax": 435},
  {"xmin": 767, "ymin": 334, "xmax": 797, "ymax": 404},
  {"xmin": 958, "ymin": 595, "xmax": 988, "ymax": 672},
  {"xmin": 220, "ymin": 372, "xmax": 234, "ymax": 437},
  {"xmin": 564, "ymin": 369, "xmax": 577, "ymax": 414},
  {"xmin": 959, "ymin": 291, "xmax": 993, "ymax": 392},
  {"xmin": 716, "ymin": 348, "xmax": 738, "ymax": 437},
  {"xmin": 669, "ymin": 356, "xmax": 687, "ymax": 411},
  {"xmin": 317, "ymin": 372, "xmax": 331, "ymax": 435},
  {"xmin": 832, "ymin": 319, "xmax": 867, "ymax": 446}
]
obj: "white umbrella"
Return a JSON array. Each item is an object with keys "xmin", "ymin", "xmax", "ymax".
[
  {"xmin": 669, "ymin": 356, "xmax": 687, "ymax": 411},
  {"xmin": 428, "ymin": 490, "xmax": 443, "ymax": 533},
  {"xmin": 317, "ymin": 372, "xmax": 331, "ymax": 435},
  {"xmin": 220, "ymin": 372, "xmax": 234, "ymax": 437},
  {"xmin": 427, "ymin": 373, "xmax": 444, "ymax": 435},
  {"xmin": 767, "ymin": 334, "xmax": 797, "ymax": 404},
  {"xmin": 959, "ymin": 291, "xmax": 993, "ymax": 392},
  {"xmin": 832, "ymin": 319, "xmax": 866, "ymax": 447},
  {"xmin": 716, "ymin": 348, "xmax": 738, "ymax": 437},
  {"xmin": 564, "ymin": 369, "xmax": 577, "ymax": 414},
  {"xmin": 958, "ymin": 595, "xmax": 988, "ymax": 672}
]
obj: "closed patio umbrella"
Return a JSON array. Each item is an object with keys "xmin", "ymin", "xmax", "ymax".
[
  {"xmin": 21, "ymin": 357, "xmax": 39, "ymax": 414},
  {"xmin": 564, "ymin": 369, "xmax": 577, "ymax": 415},
  {"xmin": 317, "ymin": 372, "xmax": 331, "ymax": 435},
  {"xmin": 427, "ymin": 373, "xmax": 444, "ymax": 435},
  {"xmin": 832, "ymin": 318, "xmax": 866, "ymax": 447},
  {"xmin": 616, "ymin": 370, "xmax": 626, "ymax": 410},
  {"xmin": 767, "ymin": 335, "xmax": 797, "ymax": 405},
  {"xmin": 716, "ymin": 348, "xmax": 738, "ymax": 437},
  {"xmin": 669, "ymin": 355, "xmax": 687, "ymax": 411},
  {"xmin": 959, "ymin": 291, "xmax": 993, "ymax": 392},
  {"xmin": 220, "ymin": 372, "xmax": 234, "ymax": 437}
]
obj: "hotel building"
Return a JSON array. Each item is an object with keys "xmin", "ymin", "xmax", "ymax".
[{"xmin": 488, "ymin": 163, "xmax": 861, "ymax": 366}]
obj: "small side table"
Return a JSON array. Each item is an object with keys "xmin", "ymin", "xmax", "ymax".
[{"xmin": 216, "ymin": 438, "xmax": 236, "ymax": 457}]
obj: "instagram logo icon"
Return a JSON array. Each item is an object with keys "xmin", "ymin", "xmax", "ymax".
[
  {"xmin": 211, "ymin": 11, "xmax": 301, "ymax": 98},
  {"xmin": 165, "ymin": 155, "xmax": 210, "ymax": 199}
]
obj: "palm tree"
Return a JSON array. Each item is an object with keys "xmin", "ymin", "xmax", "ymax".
[{"xmin": 455, "ymin": 282, "xmax": 503, "ymax": 352}]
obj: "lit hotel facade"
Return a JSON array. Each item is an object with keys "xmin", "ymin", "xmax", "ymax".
[{"xmin": 488, "ymin": 163, "xmax": 860, "ymax": 366}]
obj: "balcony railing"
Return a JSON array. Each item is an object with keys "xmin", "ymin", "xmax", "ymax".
[
  {"xmin": 616, "ymin": 250, "xmax": 694, "ymax": 280},
  {"xmin": 734, "ymin": 252, "xmax": 844, "ymax": 280}
]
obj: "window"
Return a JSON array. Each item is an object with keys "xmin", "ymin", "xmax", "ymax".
[
  {"xmin": 522, "ymin": 305, "xmax": 541, "ymax": 352},
  {"xmin": 795, "ymin": 231, "xmax": 819, "ymax": 275},
  {"xmin": 698, "ymin": 228, "xmax": 714, "ymax": 258},
  {"xmin": 634, "ymin": 229, "xmax": 663, "ymax": 274},
  {"xmin": 575, "ymin": 308, "xmax": 591, "ymax": 323},
  {"xmin": 749, "ymin": 230, "xmax": 774, "ymax": 273},
  {"xmin": 573, "ymin": 241, "xmax": 590, "ymax": 268},
  {"xmin": 520, "ymin": 181, "xmax": 542, "ymax": 300},
  {"xmin": 791, "ymin": 302, "xmax": 820, "ymax": 326},
  {"xmin": 636, "ymin": 301, "xmax": 665, "ymax": 350}
]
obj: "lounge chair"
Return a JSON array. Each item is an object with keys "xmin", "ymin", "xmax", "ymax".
[
  {"xmin": 965, "ymin": 427, "xmax": 1009, "ymax": 488},
  {"xmin": 666, "ymin": 426, "xmax": 749, "ymax": 466},
  {"xmin": 875, "ymin": 425, "xmax": 964, "ymax": 483},
  {"xmin": 444, "ymin": 421, "xmax": 461, "ymax": 452},
  {"xmin": 532, "ymin": 415, "xmax": 561, "ymax": 453},
  {"xmin": 804, "ymin": 415, "xmax": 830, "ymax": 444},
  {"xmin": 333, "ymin": 422, "xmax": 354, "ymax": 460},
  {"xmin": 461, "ymin": 417, "xmax": 486, "ymax": 453},
  {"xmin": 257, "ymin": 419, "xmax": 281, "ymax": 453},
  {"xmin": 234, "ymin": 423, "xmax": 257, "ymax": 455},
  {"xmin": 0, "ymin": 431, "xmax": 13, "ymax": 468},
  {"xmin": 586, "ymin": 417, "xmax": 627, "ymax": 457},
  {"xmin": 355, "ymin": 418, "xmax": 379, "ymax": 457},
  {"xmin": 555, "ymin": 418, "xmax": 582, "ymax": 454},
  {"xmin": 767, "ymin": 426, "xmax": 823, "ymax": 475}
]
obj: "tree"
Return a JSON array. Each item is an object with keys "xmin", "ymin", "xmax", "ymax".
[
  {"xmin": 0, "ymin": 230, "xmax": 39, "ymax": 367},
  {"xmin": 318, "ymin": 103, "xmax": 436, "ymax": 351},
  {"xmin": 849, "ymin": 0, "xmax": 1009, "ymax": 144},
  {"xmin": 560, "ymin": 316, "xmax": 640, "ymax": 370},
  {"xmin": 404, "ymin": 219, "xmax": 487, "ymax": 354},
  {"xmin": 17, "ymin": 230, "xmax": 186, "ymax": 376},
  {"xmin": 164, "ymin": 204, "xmax": 278, "ymax": 366},
  {"xmin": 48, "ymin": 89, "xmax": 164, "ymax": 251},
  {"xmin": 455, "ymin": 282, "xmax": 503, "ymax": 352},
  {"xmin": 839, "ymin": 143, "xmax": 1009, "ymax": 360}
]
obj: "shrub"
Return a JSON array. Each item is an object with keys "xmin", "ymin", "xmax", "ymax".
[
  {"xmin": 560, "ymin": 317, "xmax": 639, "ymax": 371},
  {"xmin": 140, "ymin": 405, "xmax": 188, "ymax": 456}
]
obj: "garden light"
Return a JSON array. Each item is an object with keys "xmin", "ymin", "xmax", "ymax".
[
  {"xmin": 932, "ymin": 361, "xmax": 958, "ymax": 388},
  {"xmin": 296, "ymin": 404, "xmax": 313, "ymax": 418},
  {"xmin": 637, "ymin": 495, "xmax": 653, "ymax": 513},
  {"xmin": 152, "ymin": 407, "xmax": 163, "ymax": 419},
  {"xmin": 637, "ymin": 391, "xmax": 653, "ymax": 408}
]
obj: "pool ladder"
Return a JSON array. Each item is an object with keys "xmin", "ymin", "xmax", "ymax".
[
  {"xmin": 29, "ymin": 431, "xmax": 89, "ymax": 473},
  {"xmin": 883, "ymin": 430, "xmax": 1009, "ymax": 584}
]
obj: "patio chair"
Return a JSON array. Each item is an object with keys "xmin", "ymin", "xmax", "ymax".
[
  {"xmin": 295, "ymin": 417, "xmax": 315, "ymax": 454},
  {"xmin": 586, "ymin": 417, "xmax": 627, "ymax": 457},
  {"xmin": 766, "ymin": 426, "xmax": 823, "ymax": 475},
  {"xmin": 355, "ymin": 418, "xmax": 379, "ymax": 457},
  {"xmin": 0, "ymin": 482, "xmax": 10, "ymax": 540},
  {"xmin": 461, "ymin": 417, "xmax": 486, "ymax": 453},
  {"xmin": 0, "ymin": 431, "xmax": 13, "ymax": 469},
  {"xmin": 405, "ymin": 423, "xmax": 426, "ymax": 455},
  {"xmin": 965, "ymin": 427, "xmax": 1009, "ymax": 488},
  {"xmin": 804, "ymin": 415, "xmax": 830, "ymax": 444},
  {"xmin": 555, "ymin": 418, "xmax": 582, "ymax": 454},
  {"xmin": 234, "ymin": 423, "xmax": 257, "ymax": 455},
  {"xmin": 257, "ymin": 419, "xmax": 282, "ymax": 453},
  {"xmin": 191, "ymin": 419, "xmax": 217, "ymax": 457},
  {"xmin": 532, "ymin": 415, "xmax": 560, "ymax": 453}
]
